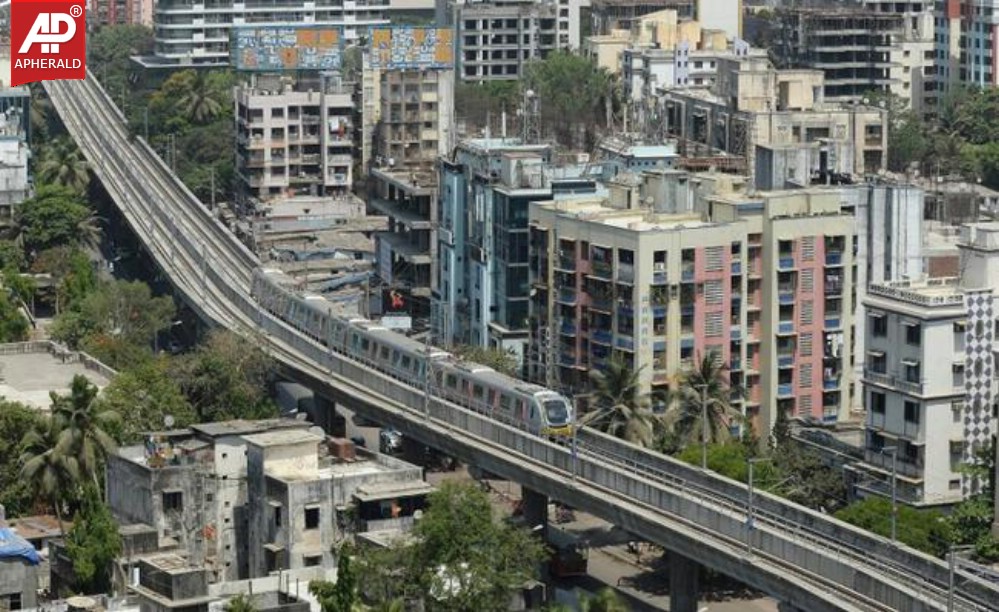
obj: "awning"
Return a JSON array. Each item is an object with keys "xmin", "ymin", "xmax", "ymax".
[
  {"xmin": 353, "ymin": 481, "xmax": 436, "ymax": 503},
  {"xmin": 867, "ymin": 350, "xmax": 885, "ymax": 358},
  {"xmin": 868, "ymin": 311, "xmax": 885, "ymax": 319},
  {"xmin": 901, "ymin": 358, "xmax": 919, "ymax": 366},
  {"xmin": 902, "ymin": 320, "xmax": 920, "ymax": 327}
]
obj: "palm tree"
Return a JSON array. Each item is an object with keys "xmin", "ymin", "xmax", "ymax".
[
  {"xmin": 665, "ymin": 352, "xmax": 744, "ymax": 446},
  {"xmin": 51, "ymin": 375, "xmax": 119, "ymax": 487},
  {"xmin": 20, "ymin": 416, "xmax": 80, "ymax": 535},
  {"xmin": 37, "ymin": 137, "xmax": 90, "ymax": 192},
  {"xmin": 179, "ymin": 72, "xmax": 223, "ymax": 124},
  {"xmin": 29, "ymin": 84, "xmax": 53, "ymax": 139},
  {"xmin": 583, "ymin": 358, "xmax": 659, "ymax": 447},
  {"xmin": 76, "ymin": 210, "xmax": 105, "ymax": 252}
]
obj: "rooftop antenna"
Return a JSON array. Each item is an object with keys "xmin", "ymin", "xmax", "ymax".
[{"xmin": 522, "ymin": 89, "xmax": 541, "ymax": 144}]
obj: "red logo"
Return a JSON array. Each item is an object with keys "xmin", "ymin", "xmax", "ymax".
[
  {"xmin": 10, "ymin": 0, "xmax": 86, "ymax": 87},
  {"xmin": 389, "ymin": 290, "xmax": 404, "ymax": 310}
]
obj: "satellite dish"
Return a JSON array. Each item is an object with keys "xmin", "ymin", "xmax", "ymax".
[
  {"xmin": 164, "ymin": 415, "xmax": 175, "ymax": 428},
  {"xmin": 309, "ymin": 426, "xmax": 325, "ymax": 438},
  {"xmin": 413, "ymin": 509, "xmax": 424, "ymax": 521}
]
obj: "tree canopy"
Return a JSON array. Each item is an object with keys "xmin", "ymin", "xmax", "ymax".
[
  {"xmin": 99, "ymin": 359, "xmax": 196, "ymax": 444},
  {"xmin": 355, "ymin": 481, "xmax": 546, "ymax": 610},
  {"xmin": 65, "ymin": 485, "xmax": 122, "ymax": 594},
  {"xmin": 522, "ymin": 52, "xmax": 618, "ymax": 147},
  {"xmin": 17, "ymin": 185, "xmax": 96, "ymax": 254},
  {"xmin": 835, "ymin": 497, "xmax": 952, "ymax": 557}
]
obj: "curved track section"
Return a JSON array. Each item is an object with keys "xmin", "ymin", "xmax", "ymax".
[{"xmin": 45, "ymin": 73, "xmax": 999, "ymax": 612}]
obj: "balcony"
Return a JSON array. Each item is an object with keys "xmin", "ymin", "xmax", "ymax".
[
  {"xmin": 560, "ymin": 322, "xmax": 577, "ymax": 336},
  {"xmin": 559, "ymin": 352, "xmax": 576, "ymax": 367},
  {"xmin": 778, "ymin": 354, "xmax": 794, "ymax": 368},
  {"xmin": 591, "ymin": 329, "xmax": 613, "ymax": 345},
  {"xmin": 617, "ymin": 263, "xmax": 635, "ymax": 284},
  {"xmin": 779, "ymin": 291, "xmax": 795, "ymax": 305},
  {"xmin": 730, "ymin": 357, "xmax": 742, "ymax": 370},
  {"xmin": 615, "ymin": 336, "xmax": 635, "ymax": 351},
  {"xmin": 777, "ymin": 384, "xmax": 794, "ymax": 397},
  {"xmin": 556, "ymin": 255, "xmax": 576, "ymax": 272},
  {"xmin": 778, "ymin": 256, "xmax": 795, "ymax": 270},
  {"xmin": 617, "ymin": 301, "xmax": 635, "ymax": 316},
  {"xmin": 652, "ymin": 267, "xmax": 668, "ymax": 285},
  {"xmin": 823, "ymin": 377, "xmax": 840, "ymax": 390},
  {"xmin": 825, "ymin": 251, "xmax": 843, "ymax": 266},
  {"xmin": 864, "ymin": 449, "xmax": 924, "ymax": 479},
  {"xmin": 863, "ymin": 368, "xmax": 893, "ymax": 387},
  {"xmin": 681, "ymin": 265, "xmax": 695, "ymax": 282},
  {"xmin": 824, "ymin": 316, "xmax": 841, "ymax": 330},
  {"xmin": 777, "ymin": 321, "xmax": 795, "ymax": 335},
  {"xmin": 591, "ymin": 261, "xmax": 612, "ymax": 279},
  {"xmin": 825, "ymin": 282, "xmax": 843, "ymax": 296},
  {"xmin": 731, "ymin": 261, "xmax": 742, "ymax": 275},
  {"xmin": 556, "ymin": 288, "xmax": 577, "ymax": 305},
  {"xmin": 730, "ymin": 327, "xmax": 742, "ymax": 340},
  {"xmin": 590, "ymin": 296, "xmax": 613, "ymax": 312}
]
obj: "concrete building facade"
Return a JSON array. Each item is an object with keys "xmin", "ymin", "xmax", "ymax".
[
  {"xmin": 936, "ymin": 0, "xmax": 999, "ymax": 91},
  {"xmin": 234, "ymin": 74, "xmax": 357, "ymax": 208},
  {"xmin": 528, "ymin": 184, "xmax": 857, "ymax": 436}
]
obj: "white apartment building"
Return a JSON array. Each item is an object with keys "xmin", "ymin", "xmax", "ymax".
[
  {"xmin": 234, "ymin": 74, "xmax": 356, "ymax": 207},
  {"xmin": 149, "ymin": 0, "xmax": 434, "ymax": 66},
  {"xmin": 859, "ymin": 223, "xmax": 999, "ymax": 507}
]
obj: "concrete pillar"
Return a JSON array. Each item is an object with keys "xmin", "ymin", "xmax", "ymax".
[
  {"xmin": 668, "ymin": 551, "xmax": 700, "ymax": 612},
  {"xmin": 521, "ymin": 488, "xmax": 548, "ymax": 539},
  {"xmin": 401, "ymin": 435, "xmax": 425, "ymax": 466},
  {"xmin": 311, "ymin": 396, "xmax": 345, "ymax": 436}
]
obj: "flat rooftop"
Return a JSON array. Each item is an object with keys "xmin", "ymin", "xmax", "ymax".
[
  {"xmin": 867, "ymin": 278, "xmax": 967, "ymax": 309},
  {"xmin": 0, "ymin": 343, "xmax": 113, "ymax": 409},
  {"xmin": 243, "ymin": 428, "xmax": 325, "ymax": 448},
  {"xmin": 190, "ymin": 419, "xmax": 309, "ymax": 439},
  {"xmin": 7, "ymin": 514, "xmax": 64, "ymax": 541}
]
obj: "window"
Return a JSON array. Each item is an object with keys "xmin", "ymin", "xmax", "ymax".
[
  {"xmin": 274, "ymin": 506, "xmax": 282, "ymax": 527},
  {"xmin": 867, "ymin": 350, "xmax": 886, "ymax": 373},
  {"xmin": 870, "ymin": 312, "xmax": 887, "ymax": 337},
  {"xmin": 163, "ymin": 491, "xmax": 183, "ymax": 512},
  {"xmin": 305, "ymin": 507, "xmax": 320, "ymax": 530},
  {"xmin": 303, "ymin": 554, "xmax": 322, "ymax": 567},
  {"xmin": 904, "ymin": 322, "xmax": 921, "ymax": 345},
  {"xmin": 904, "ymin": 401, "xmax": 920, "ymax": 424},
  {"xmin": 870, "ymin": 391, "xmax": 886, "ymax": 415},
  {"xmin": 1, "ymin": 594, "xmax": 22, "ymax": 611},
  {"xmin": 950, "ymin": 480, "xmax": 962, "ymax": 491},
  {"xmin": 904, "ymin": 360, "xmax": 921, "ymax": 383}
]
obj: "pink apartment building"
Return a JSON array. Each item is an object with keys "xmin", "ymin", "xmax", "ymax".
[{"xmin": 529, "ymin": 188, "xmax": 856, "ymax": 439}]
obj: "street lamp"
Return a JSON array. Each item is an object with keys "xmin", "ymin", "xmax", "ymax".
[
  {"xmin": 948, "ymin": 544, "xmax": 974, "ymax": 612},
  {"xmin": 697, "ymin": 384, "xmax": 709, "ymax": 469},
  {"xmin": 746, "ymin": 456, "xmax": 771, "ymax": 556},
  {"xmin": 881, "ymin": 445, "xmax": 898, "ymax": 542}
]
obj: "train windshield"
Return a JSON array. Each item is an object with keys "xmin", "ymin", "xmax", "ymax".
[{"xmin": 543, "ymin": 399, "xmax": 570, "ymax": 425}]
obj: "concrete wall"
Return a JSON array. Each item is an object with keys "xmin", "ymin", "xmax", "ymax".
[{"xmin": 0, "ymin": 558, "xmax": 37, "ymax": 609}]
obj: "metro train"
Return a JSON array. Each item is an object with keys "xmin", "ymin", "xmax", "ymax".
[{"xmin": 251, "ymin": 268, "xmax": 573, "ymax": 435}]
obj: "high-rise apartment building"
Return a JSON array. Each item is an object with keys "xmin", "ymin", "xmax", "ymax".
[
  {"xmin": 88, "ymin": 0, "xmax": 154, "ymax": 27},
  {"xmin": 528, "ymin": 186, "xmax": 857, "ymax": 435},
  {"xmin": 442, "ymin": 0, "xmax": 575, "ymax": 81},
  {"xmin": 589, "ymin": 0, "xmax": 693, "ymax": 35},
  {"xmin": 857, "ymin": 223, "xmax": 999, "ymax": 507},
  {"xmin": 234, "ymin": 74, "xmax": 357, "ymax": 207},
  {"xmin": 774, "ymin": 2, "xmax": 935, "ymax": 115},
  {"xmin": 936, "ymin": 0, "xmax": 999, "ymax": 90},
  {"xmin": 435, "ymin": 139, "xmax": 594, "ymax": 362},
  {"xmin": 148, "ymin": 0, "xmax": 433, "ymax": 66}
]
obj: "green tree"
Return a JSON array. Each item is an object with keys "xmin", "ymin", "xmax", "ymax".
[
  {"xmin": 665, "ymin": 352, "xmax": 743, "ymax": 447},
  {"xmin": 170, "ymin": 331, "xmax": 278, "ymax": 422},
  {"xmin": 223, "ymin": 594, "xmax": 257, "ymax": 612},
  {"xmin": 65, "ymin": 484, "xmax": 122, "ymax": 594},
  {"xmin": 948, "ymin": 440, "xmax": 999, "ymax": 561},
  {"xmin": 585, "ymin": 358, "xmax": 659, "ymax": 447},
  {"xmin": 0, "ymin": 240, "xmax": 26, "ymax": 271},
  {"xmin": 98, "ymin": 360, "xmax": 196, "ymax": 444},
  {"xmin": 31, "ymin": 247, "xmax": 98, "ymax": 315},
  {"xmin": 523, "ymin": 51, "xmax": 616, "ymax": 146},
  {"xmin": 453, "ymin": 81, "xmax": 520, "ymax": 132},
  {"xmin": 0, "ymin": 288, "xmax": 29, "ymax": 342},
  {"xmin": 29, "ymin": 83, "xmax": 55, "ymax": 141},
  {"xmin": 835, "ymin": 497, "xmax": 952, "ymax": 557},
  {"xmin": 579, "ymin": 587, "xmax": 630, "ymax": 612},
  {"xmin": 17, "ymin": 186, "xmax": 94, "ymax": 254},
  {"xmin": 452, "ymin": 344, "xmax": 519, "ymax": 377},
  {"xmin": 36, "ymin": 138, "xmax": 90, "ymax": 193},
  {"xmin": 0, "ymin": 401, "xmax": 43, "ymax": 516},
  {"xmin": 359, "ymin": 481, "xmax": 546, "ymax": 610},
  {"xmin": 19, "ymin": 415, "xmax": 80, "ymax": 535},
  {"xmin": 51, "ymin": 375, "xmax": 120, "ymax": 486},
  {"xmin": 310, "ymin": 545, "xmax": 360, "ymax": 612}
]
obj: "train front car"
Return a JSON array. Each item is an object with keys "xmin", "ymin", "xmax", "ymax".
[{"xmin": 537, "ymin": 391, "xmax": 573, "ymax": 436}]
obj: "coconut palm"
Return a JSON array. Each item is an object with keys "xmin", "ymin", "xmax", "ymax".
[
  {"xmin": 76, "ymin": 210, "xmax": 105, "ymax": 252},
  {"xmin": 583, "ymin": 358, "xmax": 659, "ymax": 447},
  {"xmin": 29, "ymin": 83, "xmax": 53, "ymax": 139},
  {"xmin": 179, "ymin": 71, "xmax": 223, "ymax": 124},
  {"xmin": 51, "ymin": 375, "xmax": 119, "ymax": 487},
  {"xmin": 19, "ymin": 416, "xmax": 80, "ymax": 535},
  {"xmin": 37, "ymin": 137, "xmax": 90, "ymax": 192},
  {"xmin": 665, "ymin": 351, "xmax": 744, "ymax": 446}
]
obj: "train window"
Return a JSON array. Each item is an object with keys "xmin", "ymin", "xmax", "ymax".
[
  {"xmin": 380, "ymin": 346, "xmax": 390, "ymax": 360},
  {"xmin": 461, "ymin": 380, "xmax": 469, "ymax": 392},
  {"xmin": 488, "ymin": 390, "xmax": 496, "ymax": 406},
  {"xmin": 360, "ymin": 338, "xmax": 370, "ymax": 351},
  {"xmin": 530, "ymin": 404, "xmax": 536, "ymax": 420},
  {"xmin": 351, "ymin": 333, "xmax": 360, "ymax": 349},
  {"xmin": 445, "ymin": 374, "xmax": 457, "ymax": 388},
  {"xmin": 472, "ymin": 385, "xmax": 484, "ymax": 400},
  {"xmin": 401, "ymin": 356, "xmax": 411, "ymax": 369},
  {"xmin": 500, "ymin": 395, "xmax": 511, "ymax": 411}
]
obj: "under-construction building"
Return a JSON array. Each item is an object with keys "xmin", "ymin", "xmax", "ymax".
[
  {"xmin": 774, "ymin": 9, "xmax": 903, "ymax": 105},
  {"xmin": 589, "ymin": 0, "xmax": 694, "ymax": 35}
]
